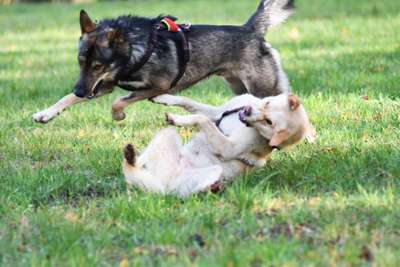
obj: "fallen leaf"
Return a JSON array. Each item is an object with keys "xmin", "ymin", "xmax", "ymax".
[
  {"xmin": 307, "ymin": 197, "xmax": 321, "ymax": 208},
  {"xmin": 78, "ymin": 129, "xmax": 86, "ymax": 138},
  {"xmin": 64, "ymin": 211, "xmax": 78, "ymax": 223},
  {"xmin": 119, "ymin": 259, "xmax": 129, "ymax": 267},
  {"xmin": 322, "ymin": 147, "xmax": 337, "ymax": 153},
  {"xmin": 180, "ymin": 128, "xmax": 193, "ymax": 139},
  {"xmin": 289, "ymin": 27, "xmax": 300, "ymax": 40},
  {"xmin": 362, "ymin": 96, "xmax": 369, "ymax": 101}
]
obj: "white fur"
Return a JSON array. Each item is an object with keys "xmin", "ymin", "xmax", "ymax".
[
  {"xmin": 32, "ymin": 94, "xmax": 85, "ymax": 123},
  {"xmin": 123, "ymin": 93, "xmax": 313, "ymax": 198}
]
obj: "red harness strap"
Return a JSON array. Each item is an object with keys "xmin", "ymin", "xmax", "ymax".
[{"xmin": 161, "ymin": 17, "xmax": 181, "ymax": 33}]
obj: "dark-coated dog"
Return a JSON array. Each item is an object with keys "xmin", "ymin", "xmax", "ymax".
[{"xmin": 33, "ymin": 0, "xmax": 295, "ymax": 123}]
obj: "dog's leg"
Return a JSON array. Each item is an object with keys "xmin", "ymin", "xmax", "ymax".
[
  {"xmin": 152, "ymin": 94, "xmax": 221, "ymax": 120},
  {"xmin": 123, "ymin": 128, "xmax": 183, "ymax": 194},
  {"xmin": 33, "ymin": 93, "xmax": 85, "ymax": 123},
  {"xmin": 171, "ymin": 165, "xmax": 223, "ymax": 198},
  {"xmin": 166, "ymin": 113, "xmax": 249, "ymax": 160},
  {"xmin": 112, "ymin": 90, "xmax": 163, "ymax": 121},
  {"xmin": 224, "ymin": 76, "xmax": 247, "ymax": 95},
  {"xmin": 139, "ymin": 127, "xmax": 183, "ymax": 171}
]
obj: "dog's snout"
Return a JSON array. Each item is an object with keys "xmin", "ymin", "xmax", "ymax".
[{"xmin": 74, "ymin": 81, "xmax": 87, "ymax": 98}]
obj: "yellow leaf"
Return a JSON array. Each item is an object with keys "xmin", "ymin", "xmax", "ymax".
[
  {"xmin": 289, "ymin": 27, "xmax": 300, "ymax": 40},
  {"xmin": 119, "ymin": 259, "xmax": 129, "ymax": 267},
  {"xmin": 64, "ymin": 211, "xmax": 78, "ymax": 223}
]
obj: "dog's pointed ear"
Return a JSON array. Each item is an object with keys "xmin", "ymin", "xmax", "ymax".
[
  {"xmin": 80, "ymin": 10, "xmax": 96, "ymax": 34},
  {"xmin": 269, "ymin": 130, "xmax": 290, "ymax": 147},
  {"xmin": 288, "ymin": 94, "xmax": 300, "ymax": 111},
  {"xmin": 106, "ymin": 28, "xmax": 124, "ymax": 43}
]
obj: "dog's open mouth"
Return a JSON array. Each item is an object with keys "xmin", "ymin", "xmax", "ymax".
[
  {"xmin": 87, "ymin": 80, "xmax": 103, "ymax": 99},
  {"xmin": 87, "ymin": 72, "xmax": 112, "ymax": 99},
  {"xmin": 238, "ymin": 106, "xmax": 252, "ymax": 126}
]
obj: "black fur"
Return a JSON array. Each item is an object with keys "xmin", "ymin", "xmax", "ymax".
[{"xmin": 74, "ymin": 0, "xmax": 295, "ymax": 110}]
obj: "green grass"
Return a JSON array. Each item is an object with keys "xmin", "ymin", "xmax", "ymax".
[{"xmin": 1, "ymin": 0, "xmax": 400, "ymax": 266}]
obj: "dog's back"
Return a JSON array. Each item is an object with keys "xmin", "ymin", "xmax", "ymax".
[{"xmin": 177, "ymin": 0, "xmax": 295, "ymax": 97}]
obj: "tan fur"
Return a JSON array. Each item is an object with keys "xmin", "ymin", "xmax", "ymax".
[{"xmin": 269, "ymin": 130, "xmax": 290, "ymax": 147}]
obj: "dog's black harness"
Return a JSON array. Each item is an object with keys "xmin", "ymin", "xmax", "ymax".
[
  {"xmin": 215, "ymin": 106, "xmax": 249, "ymax": 129},
  {"xmin": 214, "ymin": 106, "xmax": 256, "ymax": 167},
  {"xmin": 116, "ymin": 17, "xmax": 190, "ymax": 89}
]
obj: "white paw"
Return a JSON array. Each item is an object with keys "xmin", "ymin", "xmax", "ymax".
[
  {"xmin": 165, "ymin": 113, "xmax": 190, "ymax": 126},
  {"xmin": 165, "ymin": 113, "xmax": 179, "ymax": 126},
  {"xmin": 152, "ymin": 94, "xmax": 180, "ymax": 106},
  {"xmin": 165, "ymin": 113, "xmax": 206, "ymax": 127},
  {"xmin": 32, "ymin": 109, "xmax": 59, "ymax": 123}
]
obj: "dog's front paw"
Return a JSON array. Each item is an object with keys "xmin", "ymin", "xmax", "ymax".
[
  {"xmin": 112, "ymin": 110, "xmax": 126, "ymax": 121},
  {"xmin": 32, "ymin": 109, "xmax": 58, "ymax": 123},
  {"xmin": 152, "ymin": 94, "xmax": 179, "ymax": 106},
  {"xmin": 165, "ymin": 113, "xmax": 201, "ymax": 127}
]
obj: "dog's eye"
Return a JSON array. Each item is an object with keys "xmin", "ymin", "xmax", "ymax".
[
  {"xmin": 92, "ymin": 63, "xmax": 103, "ymax": 71},
  {"xmin": 265, "ymin": 118, "xmax": 273, "ymax": 126}
]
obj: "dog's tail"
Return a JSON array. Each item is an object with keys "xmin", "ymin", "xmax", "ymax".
[
  {"xmin": 245, "ymin": 0, "xmax": 295, "ymax": 34},
  {"xmin": 123, "ymin": 144, "xmax": 136, "ymax": 167}
]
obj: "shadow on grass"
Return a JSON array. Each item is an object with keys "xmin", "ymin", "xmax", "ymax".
[
  {"xmin": 247, "ymin": 143, "xmax": 399, "ymax": 195},
  {"xmin": 4, "ymin": 137, "xmax": 397, "ymax": 208}
]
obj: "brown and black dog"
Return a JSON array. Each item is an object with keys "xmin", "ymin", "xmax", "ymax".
[{"xmin": 33, "ymin": 0, "xmax": 295, "ymax": 123}]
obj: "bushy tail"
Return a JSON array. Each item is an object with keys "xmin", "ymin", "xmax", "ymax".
[
  {"xmin": 124, "ymin": 144, "xmax": 136, "ymax": 167},
  {"xmin": 245, "ymin": 0, "xmax": 295, "ymax": 34}
]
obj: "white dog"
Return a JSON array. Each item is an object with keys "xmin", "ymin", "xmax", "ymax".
[{"xmin": 123, "ymin": 93, "xmax": 315, "ymax": 198}]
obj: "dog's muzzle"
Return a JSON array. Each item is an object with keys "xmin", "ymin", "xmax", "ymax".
[
  {"xmin": 86, "ymin": 73, "xmax": 112, "ymax": 100},
  {"xmin": 87, "ymin": 80, "xmax": 103, "ymax": 99}
]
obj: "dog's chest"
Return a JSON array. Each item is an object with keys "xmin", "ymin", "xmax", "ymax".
[{"xmin": 218, "ymin": 114, "xmax": 250, "ymax": 137}]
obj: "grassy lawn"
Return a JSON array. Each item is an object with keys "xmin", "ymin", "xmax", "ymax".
[{"xmin": 1, "ymin": 0, "xmax": 400, "ymax": 266}]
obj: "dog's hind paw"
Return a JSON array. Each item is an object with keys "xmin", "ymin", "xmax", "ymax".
[
  {"xmin": 165, "ymin": 113, "xmax": 176, "ymax": 126},
  {"xmin": 152, "ymin": 94, "xmax": 179, "ymax": 106},
  {"xmin": 112, "ymin": 110, "xmax": 126, "ymax": 121},
  {"xmin": 124, "ymin": 144, "xmax": 136, "ymax": 166}
]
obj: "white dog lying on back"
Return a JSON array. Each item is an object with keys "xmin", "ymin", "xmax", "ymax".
[{"xmin": 123, "ymin": 93, "xmax": 315, "ymax": 197}]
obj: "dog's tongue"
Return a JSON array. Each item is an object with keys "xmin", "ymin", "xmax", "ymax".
[{"xmin": 239, "ymin": 110, "xmax": 247, "ymax": 123}]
